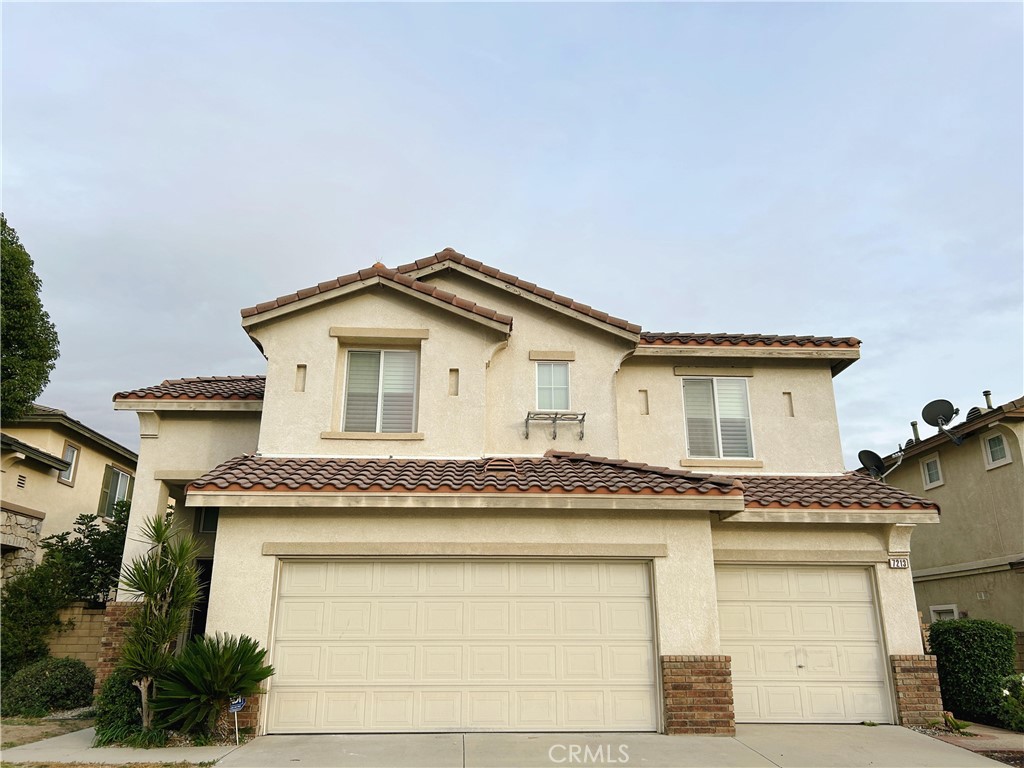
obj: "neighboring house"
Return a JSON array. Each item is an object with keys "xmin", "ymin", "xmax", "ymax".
[
  {"xmin": 1, "ymin": 404, "xmax": 138, "ymax": 579},
  {"xmin": 110, "ymin": 249, "xmax": 942, "ymax": 736},
  {"xmin": 880, "ymin": 394, "xmax": 1023, "ymax": 634}
]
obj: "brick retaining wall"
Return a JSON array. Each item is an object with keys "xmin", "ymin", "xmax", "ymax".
[
  {"xmin": 661, "ymin": 655, "xmax": 735, "ymax": 735},
  {"xmin": 890, "ymin": 654, "xmax": 943, "ymax": 725}
]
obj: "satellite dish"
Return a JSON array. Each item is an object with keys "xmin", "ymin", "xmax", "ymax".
[
  {"xmin": 858, "ymin": 450, "xmax": 886, "ymax": 479},
  {"xmin": 921, "ymin": 398, "xmax": 963, "ymax": 446},
  {"xmin": 922, "ymin": 399, "xmax": 957, "ymax": 428}
]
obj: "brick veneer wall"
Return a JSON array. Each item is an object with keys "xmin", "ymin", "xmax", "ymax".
[
  {"xmin": 94, "ymin": 601, "xmax": 135, "ymax": 694},
  {"xmin": 47, "ymin": 602, "xmax": 107, "ymax": 670},
  {"xmin": 1014, "ymin": 631, "xmax": 1024, "ymax": 673},
  {"xmin": 890, "ymin": 654, "xmax": 944, "ymax": 725},
  {"xmin": 661, "ymin": 655, "xmax": 735, "ymax": 735}
]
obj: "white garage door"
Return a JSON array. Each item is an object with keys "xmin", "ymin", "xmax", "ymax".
[
  {"xmin": 268, "ymin": 560, "xmax": 659, "ymax": 733},
  {"xmin": 716, "ymin": 565, "xmax": 892, "ymax": 724}
]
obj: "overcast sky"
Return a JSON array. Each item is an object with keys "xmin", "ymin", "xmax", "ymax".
[{"xmin": 3, "ymin": 2, "xmax": 1021, "ymax": 468}]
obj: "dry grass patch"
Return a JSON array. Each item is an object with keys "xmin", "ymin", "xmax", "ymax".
[{"xmin": 0, "ymin": 717, "xmax": 95, "ymax": 749}]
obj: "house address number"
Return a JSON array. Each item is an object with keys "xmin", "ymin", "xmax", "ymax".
[{"xmin": 889, "ymin": 557, "xmax": 910, "ymax": 569}]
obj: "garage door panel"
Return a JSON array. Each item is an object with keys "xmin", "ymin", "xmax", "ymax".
[
  {"xmin": 270, "ymin": 560, "xmax": 657, "ymax": 733},
  {"xmin": 717, "ymin": 565, "xmax": 892, "ymax": 725}
]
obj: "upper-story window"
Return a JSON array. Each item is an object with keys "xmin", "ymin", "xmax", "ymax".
[
  {"xmin": 536, "ymin": 361, "xmax": 570, "ymax": 411},
  {"xmin": 982, "ymin": 430, "xmax": 1011, "ymax": 470},
  {"xmin": 58, "ymin": 441, "xmax": 80, "ymax": 485},
  {"xmin": 343, "ymin": 350, "xmax": 418, "ymax": 433},
  {"xmin": 682, "ymin": 377, "xmax": 753, "ymax": 459},
  {"xmin": 99, "ymin": 464, "xmax": 134, "ymax": 518},
  {"xmin": 920, "ymin": 453, "xmax": 943, "ymax": 490}
]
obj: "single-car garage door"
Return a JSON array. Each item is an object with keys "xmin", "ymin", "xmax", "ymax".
[
  {"xmin": 268, "ymin": 560, "xmax": 659, "ymax": 733},
  {"xmin": 716, "ymin": 565, "xmax": 892, "ymax": 724}
]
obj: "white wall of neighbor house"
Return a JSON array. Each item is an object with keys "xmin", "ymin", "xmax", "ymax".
[
  {"xmin": 117, "ymin": 413, "xmax": 260, "ymax": 578},
  {"xmin": 202, "ymin": 507, "xmax": 726, "ymax": 657},
  {"xmin": 711, "ymin": 522, "xmax": 925, "ymax": 655},
  {"xmin": 616, "ymin": 359, "xmax": 846, "ymax": 473}
]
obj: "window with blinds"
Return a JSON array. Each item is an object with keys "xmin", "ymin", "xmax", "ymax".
[
  {"xmin": 682, "ymin": 377, "xmax": 753, "ymax": 459},
  {"xmin": 343, "ymin": 350, "xmax": 418, "ymax": 433},
  {"xmin": 536, "ymin": 361, "xmax": 570, "ymax": 410}
]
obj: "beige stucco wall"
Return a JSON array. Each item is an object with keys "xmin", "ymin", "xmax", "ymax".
[
  {"xmin": 711, "ymin": 522, "xmax": 925, "ymax": 655},
  {"xmin": 1, "ymin": 424, "xmax": 136, "ymax": 549},
  {"xmin": 616, "ymin": 358, "xmax": 846, "ymax": 473},
  {"xmin": 119, "ymin": 412, "xmax": 260, "ymax": 575},
  {"xmin": 249, "ymin": 287, "xmax": 508, "ymax": 458},
  {"xmin": 204, "ymin": 507, "xmax": 724, "ymax": 658},
  {"xmin": 884, "ymin": 422, "xmax": 1023, "ymax": 630}
]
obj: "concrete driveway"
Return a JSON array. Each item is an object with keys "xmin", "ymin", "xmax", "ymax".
[{"xmin": 215, "ymin": 725, "xmax": 1008, "ymax": 768}]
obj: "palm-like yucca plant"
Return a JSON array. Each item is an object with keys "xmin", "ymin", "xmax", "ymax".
[
  {"xmin": 119, "ymin": 513, "xmax": 201, "ymax": 731},
  {"xmin": 152, "ymin": 633, "xmax": 274, "ymax": 735}
]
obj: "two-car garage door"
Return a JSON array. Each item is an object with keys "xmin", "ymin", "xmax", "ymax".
[
  {"xmin": 716, "ymin": 565, "xmax": 892, "ymax": 724},
  {"xmin": 268, "ymin": 560, "xmax": 659, "ymax": 733}
]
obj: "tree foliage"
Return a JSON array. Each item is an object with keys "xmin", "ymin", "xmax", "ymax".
[
  {"xmin": 929, "ymin": 618, "xmax": 1016, "ymax": 725},
  {"xmin": 1, "ymin": 213, "xmax": 59, "ymax": 421},
  {"xmin": 119, "ymin": 514, "xmax": 201, "ymax": 731},
  {"xmin": 0, "ymin": 502, "xmax": 131, "ymax": 684}
]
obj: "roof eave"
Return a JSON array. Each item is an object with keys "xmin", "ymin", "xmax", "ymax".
[
  {"xmin": 113, "ymin": 399, "xmax": 263, "ymax": 412},
  {"xmin": 0, "ymin": 434, "xmax": 72, "ymax": 471},
  {"xmin": 7, "ymin": 412, "xmax": 138, "ymax": 464},
  {"xmin": 720, "ymin": 507, "xmax": 940, "ymax": 524}
]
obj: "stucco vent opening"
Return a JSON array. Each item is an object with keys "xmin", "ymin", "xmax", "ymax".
[
  {"xmin": 483, "ymin": 458, "xmax": 518, "ymax": 475},
  {"xmin": 16, "ymin": 475, "xmax": 26, "ymax": 489}
]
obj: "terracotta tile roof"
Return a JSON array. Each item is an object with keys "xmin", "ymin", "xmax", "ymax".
[
  {"xmin": 240, "ymin": 262, "xmax": 513, "ymax": 329},
  {"xmin": 393, "ymin": 248, "xmax": 642, "ymax": 335},
  {"xmin": 188, "ymin": 450, "xmax": 740, "ymax": 496},
  {"xmin": 737, "ymin": 473, "xmax": 937, "ymax": 511},
  {"xmin": 114, "ymin": 376, "xmax": 266, "ymax": 401},
  {"xmin": 641, "ymin": 332, "xmax": 861, "ymax": 348}
]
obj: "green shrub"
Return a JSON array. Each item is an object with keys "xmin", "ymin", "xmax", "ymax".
[
  {"xmin": 152, "ymin": 633, "xmax": 274, "ymax": 736},
  {"xmin": 93, "ymin": 667, "xmax": 143, "ymax": 746},
  {"xmin": 0, "ymin": 560, "xmax": 73, "ymax": 685},
  {"xmin": 0, "ymin": 656, "xmax": 94, "ymax": 716},
  {"xmin": 999, "ymin": 673, "xmax": 1024, "ymax": 733},
  {"xmin": 929, "ymin": 618, "xmax": 1016, "ymax": 725}
]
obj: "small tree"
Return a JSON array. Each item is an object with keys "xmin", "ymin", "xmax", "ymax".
[
  {"xmin": 1, "ymin": 213, "xmax": 60, "ymax": 422},
  {"xmin": 929, "ymin": 618, "xmax": 1016, "ymax": 725},
  {"xmin": 118, "ymin": 514, "xmax": 201, "ymax": 731},
  {"xmin": 41, "ymin": 500, "xmax": 131, "ymax": 602}
]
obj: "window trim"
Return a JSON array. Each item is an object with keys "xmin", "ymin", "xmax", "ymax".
[
  {"xmin": 57, "ymin": 441, "xmax": 80, "ymax": 486},
  {"xmin": 929, "ymin": 604, "xmax": 959, "ymax": 622},
  {"xmin": 982, "ymin": 429, "xmax": 1012, "ymax": 470},
  {"xmin": 535, "ymin": 360, "xmax": 572, "ymax": 412},
  {"xmin": 680, "ymin": 376, "xmax": 755, "ymax": 460},
  {"xmin": 920, "ymin": 453, "xmax": 944, "ymax": 490},
  {"xmin": 341, "ymin": 348, "xmax": 420, "ymax": 434}
]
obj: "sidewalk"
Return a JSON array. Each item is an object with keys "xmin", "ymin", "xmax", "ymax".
[
  {"xmin": 0, "ymin": 726, "xmax": 241, "ymax": 764},
  {"xmin": 925, "ymin": 721, "xmax": 1024, "ymax": 754}
]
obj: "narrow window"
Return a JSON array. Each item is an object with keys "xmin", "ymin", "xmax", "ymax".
[
  {"xmin": 682, "ymin": 378, "xmax": 753, "ymax": 459},
  {"xmin": 58, "ymin": 442, "xmax": 79, "ymax": 485},
  {"xmin": 536, "ymin": 362, "xmax": 570, "ymax": 411},
  {"xmin": 983, "ymin": 431, "xmax": 1011, "ymax": 470},
  {"xmin": 98, "ymin": 465, "xmax": 134, "ymax": 518},
  {"xmin": 343, "ymin": 350, "xmax": 418, "ymax": 433},
  {"xmin": 921, "ymin": 454, "xmax": 943, "ymax": 490}
]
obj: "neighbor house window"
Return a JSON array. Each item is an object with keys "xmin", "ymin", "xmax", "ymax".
[
  {"xmin": 198, "ymin": 507, "xmax": 219, "ymax": 534},
  {"xmin": 343, "ymin": 350, "xmax": 418, "ymax": 433},
  {"xmin": 930, "ymin": 604, "xmax": 959, "ymax": 622},
  {"xmin": 982, "ymin": 430, "xmax": 1011, "ymax": 470},
  {"xmin": 682, "ymin": 378, "xmax": 753, "ymax": 459},
  {"xmin": 536, "ymin": 362, "xmax": 570, "ymax": 411},
  {"xmin": 920, "ymin": 454, "xmax": 943, "ymax": 490},
  {"xmin": 58, "ymin": 442, "xmax": 80, "ymax": 485},
  {"xmin": 98, "ymin": 465, "xmax": 134, "ymax": 518}
]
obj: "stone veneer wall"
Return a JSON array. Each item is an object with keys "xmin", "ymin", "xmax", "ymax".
[
  {"xmin": 94, "ymin": 602, "xmax": 134, "ymax": 694},
  {"xmin": 1, "ymin": 508, "xmax": 43, "ymax": 578},
  {"xmin": 48, "ymin": 602, "xmax": 107, "ymax": 670},
  {"xmin": 661, "ymin": 655, "xmax": 736, "ymax": 735},
  {"xmin": 890, "ymin": 654, "xmax": 944, "ymax": 725}
]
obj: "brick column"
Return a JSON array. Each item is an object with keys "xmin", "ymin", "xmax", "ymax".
[
  {"xmin": 890, "ymin": 654, "xmax": 943, "ymax": 725},
  {"xmin": 661, "ymin": 655, "xmax": 736, "ymax": 735},
  {"xmin": 94, "ymin": 601, "xmax": 135, "ymax": 694},
  {"xmin": 233, "ymin": 694, "xmax": 263, "ymax": 734}
]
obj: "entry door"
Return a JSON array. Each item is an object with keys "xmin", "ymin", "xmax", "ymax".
[
  {"xmin": 268, "ymin": 559, "xmax": 659, "ymax": 733},
  {"xmin": 716, "ymin": 565, "xmax": 892, "ymax": 723}
]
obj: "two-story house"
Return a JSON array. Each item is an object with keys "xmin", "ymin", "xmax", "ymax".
[
  {"xmin": 2, "ymin": 404, "xmax": 137, "ymax": 579},
  {"xmin": 880, "ymin": 394, "xmax": 1023, "ymax": 652},
  {"xmin": 109, "ymin": 249, "xmax": 942, "ymax": 736}
]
